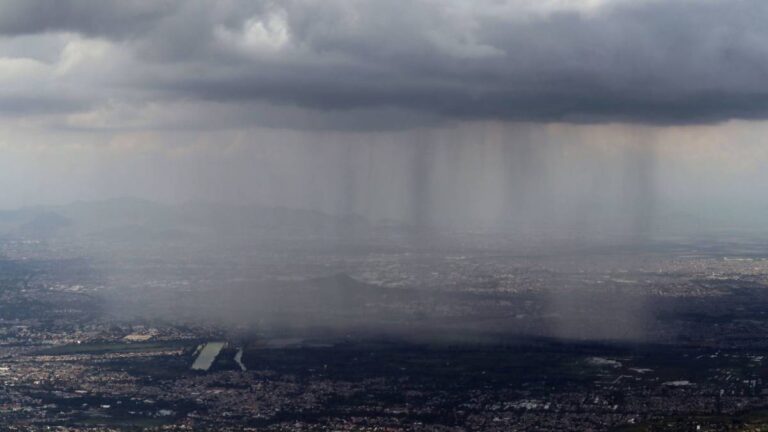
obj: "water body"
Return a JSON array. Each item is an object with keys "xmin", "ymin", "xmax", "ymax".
[
  {"xmin": 234, "ymin": 348, "xmax": 247, "ymax": 371},
  {"xmin": 191, "ymin": 342, "xmax": 225, "ymax": 371}
]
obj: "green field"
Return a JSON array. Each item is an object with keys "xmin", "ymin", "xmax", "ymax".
[{"xmin": 34, "ymin": 340, "xmax": 192, "ymax": 356}]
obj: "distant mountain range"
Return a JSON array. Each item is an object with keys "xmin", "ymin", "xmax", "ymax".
[
  {"xmin": 6, "ymin": 197, "xmax": 757, "ymax": 246},
  {"xmin": 0, "ymin": 197, "xmax": 378, "ymax": 242}
]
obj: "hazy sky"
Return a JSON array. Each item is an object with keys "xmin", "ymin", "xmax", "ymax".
[{"xmin": 1, "ymin": 0, "xmax": 768, "ymax": 232}]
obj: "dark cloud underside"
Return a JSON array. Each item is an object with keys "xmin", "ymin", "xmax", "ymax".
[{"xmin": 2, "ymin": 0, "xmax": 768, "ymax": 128}]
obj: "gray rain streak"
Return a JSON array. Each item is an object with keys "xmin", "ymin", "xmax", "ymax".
[{"xmin": 246, "ymin": 124, "xmax": 661, "ymax": 239}]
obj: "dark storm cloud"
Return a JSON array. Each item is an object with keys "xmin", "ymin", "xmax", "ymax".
[
  {"xmin": 3, "ymin": 0, "xmax": 768, "ymax": 127},
  {"xmin": 0, "ymin": 0, "xmax": 180, "ymax": 38}
]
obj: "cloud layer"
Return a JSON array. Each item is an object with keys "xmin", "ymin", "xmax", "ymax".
[{"xmin": 1, "ymin": 0, "xmax": 768, "ymax": 129}]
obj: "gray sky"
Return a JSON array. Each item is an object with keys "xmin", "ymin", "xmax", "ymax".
[{"xmin": 1, "ymin": 0, "xmax": 768, "ymax": 233}]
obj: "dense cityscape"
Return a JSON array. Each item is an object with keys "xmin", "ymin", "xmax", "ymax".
[{"xmin": 2, "ymin": 205, "xmax": 768, "ymax": 431}]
